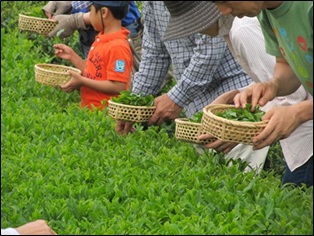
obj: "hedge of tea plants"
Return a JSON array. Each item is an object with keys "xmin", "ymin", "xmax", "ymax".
[{"xmin": 1, "ymin": 2, "xmax": 313, "ymax": 235}]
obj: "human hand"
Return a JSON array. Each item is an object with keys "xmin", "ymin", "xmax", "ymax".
[
  {"xmin": 54, "ymin": 43, "xmax": 75, "ymax": 61},
  {"xmin": 198, "ymin": 134, "xmax": 237, "ymax": 154},
  {"xmin": 233, "ymin": 82, "xmax": 277, "ymax": 111},
  {"xmin": 251, "ymin": 106, "xmax": 302, "ymax": 150},
  {"xmin": 42, "ymin": 1, "xmax": 72, "ymax": 19},
  {"xmin": 48, "ymin": 13, "xmax": 86, "ymax": 38},
  {"xmin": 60, "ymin": 70, "xmax": 83, "ymax": 92},
  {"xmin": 147, "ymin": 94, "xmax": 182, "ymax": 126},
  {"xmin": 16, "ymin": 219, "xmax": 57, "ymax": 235},
  {"xmin": 115, "ymin": 120, "xmax": 135, "ymax": 135}
]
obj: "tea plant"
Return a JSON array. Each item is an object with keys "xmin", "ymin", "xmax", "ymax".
[
  {"xmin": 1, "ymin": 2, "xmax": 312, "ymax": 235},
  {"xmin": 111, "ymin": 90, "xmax": 155, "ymax": 106},
  {"xmin": 217, "ymin": 104, "xmax": 265, "ymax": 122},
  {"xmin": 188, "ymin": 111, "xmax": 203, "ymax": 123}
]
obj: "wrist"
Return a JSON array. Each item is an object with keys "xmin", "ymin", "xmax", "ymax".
[
  {"xmin": 292, "ymin": 100, "xmax": 313, "ymax": 124},
  {"xmin": 266, "ymin": 79, "xmax": 280, "ymax": 96}
]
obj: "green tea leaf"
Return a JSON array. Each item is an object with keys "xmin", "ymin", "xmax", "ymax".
[{"xmin": 216, "ymin": 104, "xmax": 265, "ymax": 122}]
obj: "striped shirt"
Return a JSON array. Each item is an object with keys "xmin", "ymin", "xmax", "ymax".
[{"xmin": 132, "ymin": 1, "xmax": 251, "ymax": 117}]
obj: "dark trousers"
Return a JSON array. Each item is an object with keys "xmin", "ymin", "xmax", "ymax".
[{"xmin": 282, "ymin": 156, "xmax": 313, "ymax": 188}]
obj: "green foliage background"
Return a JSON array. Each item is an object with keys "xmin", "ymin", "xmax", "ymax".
[{"xmin": 1, "ymin": 1, "xmax": 313, "ymax": 235}]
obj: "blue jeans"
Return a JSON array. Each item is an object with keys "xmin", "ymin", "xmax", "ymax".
[
  {"xmin": 126, "ymin": 19, "xmax": 142, "ymax": 38},
  {"xmin": 282, "ymin": 156, "xmax": 313, "ymax": 188}
]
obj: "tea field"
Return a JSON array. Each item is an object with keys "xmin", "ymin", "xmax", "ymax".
[{"xmin": 1, "ymin": 2, "xmax": 312, "ymax": 235}]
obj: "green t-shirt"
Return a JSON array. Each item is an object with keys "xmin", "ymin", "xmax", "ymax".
[{"xmin": 257, "ymin": 1, "xmax": 313, "ymax": 96}]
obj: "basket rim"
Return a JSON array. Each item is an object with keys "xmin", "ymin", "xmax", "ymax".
[
  {"xmin": 19, "ymin": 14, "xmax": 58, "ymax": 23},
  {"xmin": 175, "ymin": 118, "xmax": 216, "ymax": 144},
  {"xmin": 35, "ymin": 63, "xmax": 81, "ymax": 75},
  {"xmin": 203, "ymin": 104, "xmax": 268, "ymax": 127},
  {"xmin": 108, "ymin": 99, "xmax": 156, "ymax": 109},
  {"xmin": 175, "ymin": 118, "xmax": 202, "ymax": 126}
]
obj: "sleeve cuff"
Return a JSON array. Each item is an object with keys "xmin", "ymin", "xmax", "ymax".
[{"xmin": 1, "ymin": 228, "xmax": 20, "ymax": 235}]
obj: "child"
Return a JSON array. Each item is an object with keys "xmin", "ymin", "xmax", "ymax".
[{"xmin": 54, "ymin": 1, "xmax": 133, "ymax": 110}]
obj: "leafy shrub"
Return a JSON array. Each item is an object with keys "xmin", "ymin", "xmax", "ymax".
[
  {"xmin": 217, "ymin": 104, "xmax": 265, "ymax": 122},
  {"xmin": 111, "ymin": 90, "xmax": 155, "ymax": 106},
  {"xmin": 1, "ymin": 2, "xmax": 312, "ymax": 235}
]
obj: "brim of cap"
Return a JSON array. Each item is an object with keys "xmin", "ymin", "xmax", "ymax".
[{"xmin": 163, "ymin": 1, "xmax": 221, "ymax": 41}]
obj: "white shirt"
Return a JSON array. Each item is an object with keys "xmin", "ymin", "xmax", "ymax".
[
  {"xmin": 226, "ymin": 17, "xmax": 313, "ymax": 171},
  {"xmin": 1, "ymin": 228, "xmax": 20, "ymax": 235}
]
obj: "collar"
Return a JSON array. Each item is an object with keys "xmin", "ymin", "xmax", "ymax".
[{"xmin": 95, "ymin": 27, "xmax": 130, "ymax": 43}]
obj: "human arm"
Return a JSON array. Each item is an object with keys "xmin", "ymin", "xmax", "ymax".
[
  {"xmin": 48, "ymin": 12, "xmax": 90, "ymax": 38},
  {"xmin": 211, "ymin": 65, "xmax": 308, "ymax": 151},
  {"xmin": 61, "ymin": 41, "xmax": 132, "ymax": 94},
  {"xmin": 138, "ymin": 3, "xmax": 231, "ymax": 126},
  {"xmin": 115, "ymin": 121, "xmax": 135, "ymax": 135},
  {"xmin": 198, "ymin": 89, "xmax": 241, "ymax": 153},
  {"xmin": 54, "ymin": 44, "xmax": 85, "ymax": 72},
  {"xmin": 229, "ymin": 17, "xmax": 302, "ymax": 109},
  {"xmin": 148, "ymin": 93, "xmax": 182, "ymax": 126},
  {"xmin": 131, "ymin": 1, "xmax": 172, "ymax": 96},
  {"xmin": 60, "ymin": 70, "xmax": 126, "ymax": 94},
  {"xmin": 233, "ymin": 12, "xmax": 306, "ymax": 110},
  {"xmin": 233, "ymin": 57, "xmax": 302, "ymax": 110},
  {"xmin": 42, "ymin": 1, "xmax": 72, "ymax": 19},
  {"xmin": 1, "ymin": 220, "xmax": 57, "ymax": 235},
  {"xmin": 147, "ymin": 32, "xmax": 237, "ymax": 126},
  {"xmin": 115, "ymin": 1, "xmax": 173, "ymax": 134},
  {"xmin": 251, "ymin": 99, "xmax": 313, "ymax": 149},
  {"xmin": 167, "ymin": 34, "xmax": 229, "ymax": 112}
]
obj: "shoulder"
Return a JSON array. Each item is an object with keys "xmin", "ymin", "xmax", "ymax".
[{"xmin": 230, "ymin": 17, "xmax": 262, "ymax": 39}]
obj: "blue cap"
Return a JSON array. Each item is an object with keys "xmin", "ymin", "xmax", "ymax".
[{"xmin": 91, "ymin": 1, "xmax": 131, "ymax": 7}]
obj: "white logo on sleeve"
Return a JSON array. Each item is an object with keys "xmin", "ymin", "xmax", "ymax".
[{"xmin": 115, "ymin": 60, "xmax": 125, "ymax": 72}]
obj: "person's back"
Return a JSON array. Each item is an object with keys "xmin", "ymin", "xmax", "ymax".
[{"xmin": 132, "ymin": 1, "xmax": 251, "ymax": 118}]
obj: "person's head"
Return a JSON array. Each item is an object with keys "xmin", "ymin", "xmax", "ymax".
[
  {"xmin": 88, "ymin": 1, "xmax": 130, "ymax": 32},
  {"xmin": 212, "ymin": 1, "xmax": 268, "ymax": 18},
  {"xmin": 163, "ymin": 1, "xmax": 233, "ymax": 40},
  {"xmin": 163, "ymin": 1, "xmax": 224, "ymax": 41},
  {"xmin": 163, "ymin": 1, "xmax": 283, "ymax": 41}
]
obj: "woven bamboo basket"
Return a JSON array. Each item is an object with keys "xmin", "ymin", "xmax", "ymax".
[
  {"xmin": 35, "ymin": 64, "xmax": 81, "ymax": 87},
  {"xmin": 108, "ymin": 100, "xmax": 156, "ymax": 123},
  {"xmin": 202, "ymin": 104, "xmax": 268, "ymax": 145},
  {"xmin": 18, "ymin": 14, "xmax": 57, "ymax": 35},
  {"xmin": 175, "ymin": 118, "xmax": 216, "ymax": 144}
]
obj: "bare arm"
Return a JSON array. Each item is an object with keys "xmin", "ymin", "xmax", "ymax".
[
  {"xmin": 61, "ymin": 71, "xmax": 126, "ymax": 94},
  {"xmin": 54, "ymin": 44, "xmax": 86, "ymax": 72},
  {"xmin": 270, "ymin": 57, "xmax": 302, "ymax": 96},
  {"xmin": 16, "ymin": 220, "xmax": 57, "ymax": 235},
  {"xmin": 234, "ymin": 57, "xmax": 302, "ymax": 110},
  {"xmin": 252, "ymin": 98, "xmax": 313, "ymax": 149}
]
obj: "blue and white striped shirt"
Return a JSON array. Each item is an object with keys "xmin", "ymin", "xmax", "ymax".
[{"xmin": 132, "ymin": 1, "xmax": 252, "ymax": 117}]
